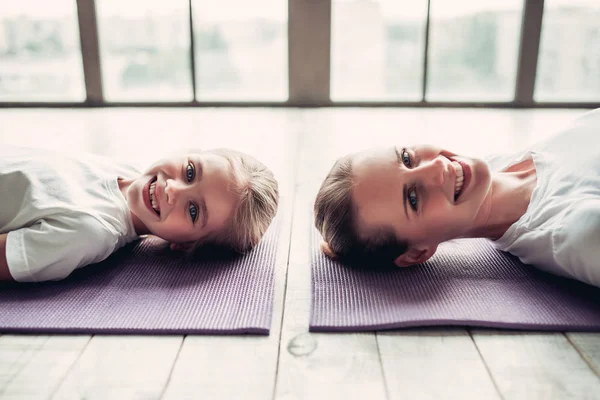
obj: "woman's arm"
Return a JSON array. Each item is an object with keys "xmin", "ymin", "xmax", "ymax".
[
  {"xmin": 0, "ymin": 233, "xmax": 15, "ymax": 281},
  {"xmin": 554, "ymin": 201, "xmax": 600, "ymax": 288}
]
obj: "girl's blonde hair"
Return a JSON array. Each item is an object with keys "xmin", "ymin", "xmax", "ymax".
[{"xmin": 193, "ymin": 148, "xmax": 279, "ymax": 254}]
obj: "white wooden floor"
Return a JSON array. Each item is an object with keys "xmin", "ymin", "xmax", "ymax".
[{"xmin": 1, "ymin": 107, "xmax": 599, "ymax": 400}]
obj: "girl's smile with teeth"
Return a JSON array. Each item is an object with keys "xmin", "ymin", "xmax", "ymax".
[
  {"xmin": 149, "ymin": 177, "xmax": 160, "ymax": 215},
  {"xmin": 148, "ymin": 177, "xmax": 160, "ymax": 216}
]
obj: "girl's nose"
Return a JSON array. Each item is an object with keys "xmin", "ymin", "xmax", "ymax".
[{"xmin": 165, "ymin": 179, "xmax": 185, "ymax": 205}]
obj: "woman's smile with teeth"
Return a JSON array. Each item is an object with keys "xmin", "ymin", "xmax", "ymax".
[
  {"xmin": 149, "ymin": 180, "xmax": 160, "ymax": 215},
  {"xmin": 452, "ymin": 161, "xmax": 464, "ymax": 200}
]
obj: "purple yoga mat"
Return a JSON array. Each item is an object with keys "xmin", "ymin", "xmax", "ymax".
[
  {"xmin": 310, "ymin": 229, "xmax": 600, "ymax": 332},
  {"xmin": 0, "ymin": 217, "xmax": 281, "ymax": 335}
]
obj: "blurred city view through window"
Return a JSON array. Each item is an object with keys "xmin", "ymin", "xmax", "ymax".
[
  {"xmin": 0, "ymin": 0, "xmax": 598, "ymax": 103},
  {"xmin": 332, "ymin": 0, "xmax": 599, "ymax": 102},
  {"xmin": 536, "ymin": 0, "xmax": 600, "ymax": 102},
  {"xmin": 192, "ymin": 0, "xmax": 288, "ymax": 100},
  {"xmin": 96, "ymin": 0, "xmax": 287, "ymax": 101},
  {"xmin": 332, "ymin": 0, "xmax": 428, "ymax": 101},
  {"xmin": 426, "ymin": 0, "xmax": 524, "ymax": 101},
  {"xmin": 96, "ymin": 0, "xmax": 193, "ymax": 101},
  {"xmin": 0, "ymin": 0, "xmax": 85, "ymax": 101}
]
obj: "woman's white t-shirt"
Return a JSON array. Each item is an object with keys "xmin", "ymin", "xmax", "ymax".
[
  {"xmin": 1, "ymin": 145, "xmax": 141, "ymax": 282},
  {"xmin": 487, "ymin": 109, "xmax": 600, "ymax": 287}
]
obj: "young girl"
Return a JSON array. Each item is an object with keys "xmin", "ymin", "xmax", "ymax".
[
  {"xmin": 314, "ymin": 108, "xmax": 600, "ymax": 288},
  {"xmin": 0, "ymin": 145, "xmax": 279, "ymax": 283}
]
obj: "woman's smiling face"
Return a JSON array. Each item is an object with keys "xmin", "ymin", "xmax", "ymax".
[{"xmin": 350, "ymin": 144, "xmax": 493, "ymax": 254}]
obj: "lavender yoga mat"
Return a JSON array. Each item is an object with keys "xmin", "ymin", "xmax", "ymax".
[
  {"xmin": 0, "ymin": 217, "xmax": 281, "ymax": 335},
  {"xmin": 310, "ymin": 229, "xmax": 600, "ymax": 332}
]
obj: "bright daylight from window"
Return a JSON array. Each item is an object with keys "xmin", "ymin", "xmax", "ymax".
[
  {"xmin": 0, "ymin": 0, "xmax": 86, "ymax": 101},
  {"xmin": 331, "ymin": 0, "xmax": 428, "ymax": 101},
  {"xmin": 425, "ymin": 0, "xmax": 524, "ymax": 101},
  {"xmin": 332, "ymin": 0, "xmax": 526, "ymax": 102},
  {"xmin": 0, "ymin": 0, "xmax": 597, "ymax": 104},
  {"xmin": 95, "ymin": 0, "xmax": 288, "ymax": 102},
  {"xmin": 96, "ymin": 0, "xmax": 193, "ymax": 101},
  {"xmin": 192, "ymin": 0, "xmax": 288, "ymax": 101},
  {"xmin": 535, "ymin": 0, "xmax": 600, "ymax": 102}
]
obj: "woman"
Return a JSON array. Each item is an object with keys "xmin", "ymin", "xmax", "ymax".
[{"xmin": 314, "ymin": 109, "xmax": 600, "ymax": 287}]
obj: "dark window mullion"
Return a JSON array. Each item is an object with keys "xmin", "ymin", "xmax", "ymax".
[
  {"xmin": 76, "ymin": 0, "xmax": 104, "ymax": 104},
  {"xmin": 188, "ymin": 0, "xmax": 198, "ymax": 102},
  {"xmin": 421, "ymin": 0, "xmax": 432, "ymax": 102},
  {"xmin": 515, "ymin": 0, "xmax": 545, "ymax": 105},
  {"xmin": 288, "ymin": 0, "xmax": 331, "ymax": 105}
]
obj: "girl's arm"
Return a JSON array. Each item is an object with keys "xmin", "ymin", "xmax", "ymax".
[{"xmin": 0, "ymin": 233, "xmax": 14, "ymax": 281}]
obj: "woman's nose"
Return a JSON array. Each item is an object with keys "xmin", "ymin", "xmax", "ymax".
[
  {"xmin": 165, "ymin": 179, "xmax": 184, "ymax": 205},
  {"xmin": 416, "ymin": 157, "xmax": 446, "ymax": 187}
]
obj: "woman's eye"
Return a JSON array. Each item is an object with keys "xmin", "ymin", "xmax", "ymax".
[
  {"xmin": 408, "ymin": 188, "xmax": 418, "ymax": 211},
  {"xmin": 189, "ymin": 203, "xmax": 198, "ymax": 223},
  {"xmin": 402, "ymin": 149, "xmax": 411, "ymax": 168},
  {"xmin": 186, "ymin": 162, "xmax": 195, "ymax": 182}
]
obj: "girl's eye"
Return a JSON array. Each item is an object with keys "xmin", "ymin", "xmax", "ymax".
[
  {"xmin": 186, "ymin": 162, "xmax": 195, "ymax": 182},
  {"xmin": 402, "ymin": 149, "xmax": 411, "ymax": 168},
  {"xmin": 408, "ymin": 188, "xmax": 418, "ymax": 211},
  {"xmin": 189, "ymin": 203, "xmax": 198, "ymax": 223}
]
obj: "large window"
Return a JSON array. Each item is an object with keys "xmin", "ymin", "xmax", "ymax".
[
  {"xmin": 0, "ymin": 0, "xmax": 85, "ymax": 101},
  {"xmin": 426, "ymin": 0, "xmax": 524, "ymax": 101},
  {"xmin": 192, "ymin": 0, "xmax": 287, "ymax": 100},
  {"xmin": 535, "ymin": 0, "xmax": 600, "ymax": 102},
  {"xmin": 0, "ymin": 0, "xmax": 598, "ymax": 106},
  {"xmin": 331, "ymin": 0, "xmax": 427, "ymax": 101},
  {"xmin": 96, "ymin": 0, "xmax": 193, "ymax": 101}
]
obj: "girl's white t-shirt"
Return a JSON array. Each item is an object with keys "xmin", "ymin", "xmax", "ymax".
[
  {"xmin": 1, "ymin": 145, "xmax": 140, "ymax": 282},
  {"xmin": 487, "ymin": 109, "xmax": 600, "ymax": 287}
]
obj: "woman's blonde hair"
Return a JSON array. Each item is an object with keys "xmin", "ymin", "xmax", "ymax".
[
  {"xmin": 314, "ymin": 154, "xmax": 407, "ymax": 266},
  {"xmin": 193, "ymin": 148, "xmax": 279, "ymax": 254}
]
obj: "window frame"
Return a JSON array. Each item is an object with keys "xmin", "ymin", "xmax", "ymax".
[{"xmin": 0, "ymin": 0, "xmax": 598, "ymax": 108}]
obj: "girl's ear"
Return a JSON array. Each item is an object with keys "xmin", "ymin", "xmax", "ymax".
[
  {"xmin": 170, "ymin": 242, "xmax": 196, "ymax": 252},
  {"xmin": 320, "ymin": 240, "xmax": 337, "ymax": 259}
]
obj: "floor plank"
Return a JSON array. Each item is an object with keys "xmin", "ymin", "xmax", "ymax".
[
  {"xmin": 0, "ymin": 335, "xmax": 48, "ymax": 391},
  {"xmin": 472, "ymin": 330, "xmax": 600, "ymax": 400},
  {"xmin": 161, "ymin": 111, "xmax": 300, "ymax": 400},
  {"xmin": 161, "ymin": 183, "xmax": 295, "ymax": 400},
  {"xmin": 0, "ymin": 335, "xmax": 49, "ymax": 394},
  {"xmin": 162, "ymin": 335, "xmax": 280, "ymax": 400},
  {"xmin": 0, "ymin": 335, "xmax": 89, "ymax": 400},
  {"xmin": 51, "ymin": 336, "xmax": 183, "ymax": 400},
  {"xmin": 274, "ymin": 128, "xmax": 388, "ymax": 400},
  {"xmin": 377, "ymin": 329, "xmax": 501, "ymax": 400},
  {"xmin": 567, "ymin": 333, "xmax": 600, "ymax": 377}
]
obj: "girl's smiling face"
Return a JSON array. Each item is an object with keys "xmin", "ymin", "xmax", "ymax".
[{"xmin": 125, "ymin": 152, "xmax": 239, "ymax": 245}]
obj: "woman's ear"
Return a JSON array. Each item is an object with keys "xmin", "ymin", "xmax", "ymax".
[
  {"xmin": 170, "ymin": 242, "xmax": 196, "ymax": 252},
  {"xmin": 320, "ymin": 240, "xmax": 337, "ymax": 259},
  {"xmin": 393, "ymin": 244, "xmax": 438, "ymax": 268}
]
